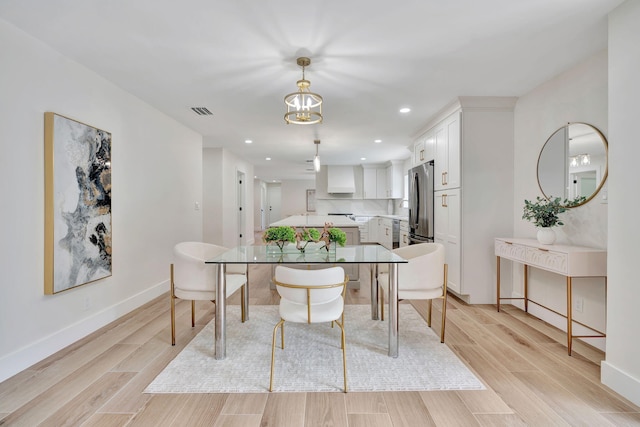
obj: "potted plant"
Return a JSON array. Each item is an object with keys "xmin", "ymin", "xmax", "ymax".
[
  {"xmin": 318, "ymin": 223, "xmax": 347, "ymax": 252},
  {"xmin": 327, "ymin": 227, "xmax": 347, "ymax": 247},
  {"xmin": 262, "ymin": 226, "xmax": 297, "ymax": 251},
  {"xmin": 295, "ymin": 227, "xmax": 321, "ymax": 252},
  {"xmin": 522, "ymin": 196, "xmax": 585, "ymax": 244}
]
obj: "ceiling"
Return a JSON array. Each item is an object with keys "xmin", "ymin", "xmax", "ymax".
[{"xmin": 0, "ymin": 0, "xmax": 623, "ymax": 181}]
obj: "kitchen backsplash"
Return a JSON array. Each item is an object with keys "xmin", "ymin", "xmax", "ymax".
[{"xmin": 316, "ymin": 199, "xmax": 405, "ymax": 216}]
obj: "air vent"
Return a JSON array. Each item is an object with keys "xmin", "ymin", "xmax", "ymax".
[{"xmin": 191, "ymin": 107, "xmax": 213, "ymax": 116}]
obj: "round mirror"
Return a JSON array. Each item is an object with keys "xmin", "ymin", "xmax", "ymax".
[{"xmin": 537, "ymin": 123, "xmax": 608, "ymax": 207}]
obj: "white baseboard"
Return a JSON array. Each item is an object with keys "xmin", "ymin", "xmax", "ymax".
[
  {"xmin": 0, "ymin": 281, "xmax": 167, "ymax": 383},
  {"xmin": 601, "ymin": 360, "xmax": 640, "ymax": 407}
]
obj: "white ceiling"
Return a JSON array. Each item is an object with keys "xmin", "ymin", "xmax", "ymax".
[{"xmin": 0, "ymin": 0, "xmax": 622, "ymax": 181}]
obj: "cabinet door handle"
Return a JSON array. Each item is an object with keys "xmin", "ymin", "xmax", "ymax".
[
  {"xmin": 537, "ymin": 248, "xmax": 549, "ymax": 252},
  {"xmin": 442, "ymin": 194, "xmax": 448, "ymax": 207},
  {"xmin": 420, "ymin": 149, "xmax": 424, "ymax": 161},
  {"xmin": 403, "ymin": 235, "xmax": 407, "ymax": 243}
]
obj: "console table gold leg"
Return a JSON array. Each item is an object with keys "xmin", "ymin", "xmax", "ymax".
[
  {"xmin": 567, "ymin": 277, "xmax": 573, "ymax": 356},
  {"xmin": 524, "ymin": 264, "xmax": 529, "ymax": 313},
  {"xmin": 496, "ymin": 256, "xmax": 501, "ymax": 312}
]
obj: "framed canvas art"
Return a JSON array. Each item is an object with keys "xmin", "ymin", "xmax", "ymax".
[
  {"xmin": 44, "ymin": 112, "xmax": 112, "ymax": 294},
  {"xmin": 306, "ymin": 189, "xmax": 316, "ymax": 212}
]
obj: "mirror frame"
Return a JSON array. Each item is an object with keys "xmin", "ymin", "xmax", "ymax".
[{"xmin": 536, "ymin": 122, "xmax": 608, "ymax": 208}]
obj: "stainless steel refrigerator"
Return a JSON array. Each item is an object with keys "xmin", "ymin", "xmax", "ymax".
[{"xmin": 408, "ymin": 161, "xmax": 434, "ymax": 244}]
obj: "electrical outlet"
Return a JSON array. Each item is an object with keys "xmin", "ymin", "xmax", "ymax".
[
  {"xmin": 194, "ymin": 201, "xmax": 200, "ymax": 211},
  {"xmin": 574, "ymin": 297, "xmax": 584, "ymax": 313}
]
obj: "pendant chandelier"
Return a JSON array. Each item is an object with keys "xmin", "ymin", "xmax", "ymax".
[
  {"xmin": 313, "ymin": 139, "xmax": 321, "ymax": 172},
  {"xmin": 284, "ymin": 57, "xmax": 323, "ymax": 125}
]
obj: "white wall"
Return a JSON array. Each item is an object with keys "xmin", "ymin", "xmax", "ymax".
[
  {"xmin": 281, "ymin": 179, "xmax": 314, "ymax": 217},
  {"xmin": 511, "ymin": 50, "xmax": 609, "ymax": 350},
  {"xmin": 0, "ymin": 19, "xmax": 203, "ymax": 382},
  {"xmin": 602, "ymin": 0, "xmax": 640, "ymax": 406},
  {"xmin": 202, "ymin": 146, "xmax": 255, "ymax": 247}
]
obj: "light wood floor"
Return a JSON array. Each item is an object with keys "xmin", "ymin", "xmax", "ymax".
[{"xmin": 2, "ymin": 263, "xmax": 639, "ymax": 427}]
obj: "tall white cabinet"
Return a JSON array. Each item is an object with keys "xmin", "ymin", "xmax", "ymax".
[{"xmin": 414, "ymin": 97, "xmax": 517, "ymax": 303}]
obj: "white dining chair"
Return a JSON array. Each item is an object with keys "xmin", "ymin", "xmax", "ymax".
[
  {"xmin": 170, "ymin": 241, "xmax": 247, "ymax": 346},
  {"xmin": 270, "ymin": 266, "xmax": 349, "ymax": 392},
  {"xmin": 377, "ymin": 242, "xmax": 448, "ymax": 342}
]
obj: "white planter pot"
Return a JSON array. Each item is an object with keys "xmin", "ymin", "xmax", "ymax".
[{"xmin": 536, "ymin": 227, "xmax": 556, "ymax": 245}]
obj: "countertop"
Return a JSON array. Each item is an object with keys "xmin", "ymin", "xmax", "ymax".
[
  {"xmin": 377, "ymin": 214, "xmax": 408, "ymax": 221},
  {"xmin": 269, "ymin": 215, "xmax": 358, "ymax": 228}
]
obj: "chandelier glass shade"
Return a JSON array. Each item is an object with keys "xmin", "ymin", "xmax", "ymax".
[
  {"xmin": 569, "ymin": 153, "xmax": 591, "ymax": 167},
  {"xmin": 284, "ymin": 57, "xmax": 323, "ymax": 125},
  {"xmin": 313, "ymin": 139, "xmax": 321, "ymax": 172}
]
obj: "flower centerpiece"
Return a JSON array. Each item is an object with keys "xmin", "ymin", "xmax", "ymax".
[
  {"xmin": 262, "ymin": 226, "xmax": 296, "ymax": 251},
  {"xmin": 263, "ymin": 223, "xmax": 347, "ymax": 253},
  {"xmin": 295, "ymin": 227, "xmax": 321, "ymax": 252},
  {"xmin": 522, "ymin": 196, "xmax": 585, "ymax": 244}
]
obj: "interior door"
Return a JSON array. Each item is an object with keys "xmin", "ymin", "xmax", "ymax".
[{"xmin": 266, "ymin": 184, "xmax": 281, "ymax": 225}]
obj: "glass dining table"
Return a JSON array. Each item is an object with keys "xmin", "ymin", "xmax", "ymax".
[{"xmin": 206, "ymin": 244, "xmax": 407, "ymax": 360}]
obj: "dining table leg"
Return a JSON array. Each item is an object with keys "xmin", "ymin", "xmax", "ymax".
[
  {"xmin": 389, "ymin": 262, "xmax": 399, "ymax": 358},
  {"xmin": 370, "ymin": 263, "xmax": 379, "ymax": 320},
  {"xmin": 215, "ymin": 263, "xmax": 226, "ymax": 360}
]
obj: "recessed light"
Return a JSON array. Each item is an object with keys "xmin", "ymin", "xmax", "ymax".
[
  {"xmin": 399, "ymin": 107, "xmax": 411, "ymax": 114},
  {"xmin": 361, "ymin": 157, "xmax": 366, "ymax": 161},
  {"xmin": 374, "ymin": 139, "xmax": 382, "ymax": 143},
  {"xmin": 245, "ymin": 139, "xmax": 253, "ymax": 144},
  {"xmin": 265, "ymin": 157, "xmax": 271, "ymax": 161}
]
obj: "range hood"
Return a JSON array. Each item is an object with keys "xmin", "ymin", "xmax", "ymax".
[{"xmin": 327, "ymin": 165, "xmax": 356, "ymax": 193}]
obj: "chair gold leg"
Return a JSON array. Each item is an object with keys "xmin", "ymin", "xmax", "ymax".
[
  {"xmin": 427, "ymin": 299, "xmax": 433, "ymax": 327},
  {"xmin": 241, "ymin": 286, "xmax": 246, "ymax": 323},
  {"xmin": 191, "ymin": 300, "xmax": 195, "ymax": 327},
  {"xmin": 270, "ymin": 319, "xmax": 284, "ymax": 392},
  {"xmin": 170, "ymin": 264, "xmax": 176, "ymax": 346},
  {"xmin": 441, "ymin": 264, "xmax": 448, "ymax": 343},
  {"xmin": 336, "ymin": 319, "xmax": 348, "ymax": 393}
]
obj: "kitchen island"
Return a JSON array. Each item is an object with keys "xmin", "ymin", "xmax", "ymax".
[
  {"xmin": 268, "ymin": 215, "xmax": 361, "ymax": 288},
  {"xmin": 269, "ymin": 214, "xmax": 359, "ymax": 229}
]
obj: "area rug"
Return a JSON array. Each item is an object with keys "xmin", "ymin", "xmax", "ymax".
[{"xmin": 145, "ymin": 305, "xmax": 485, "ymax": 393}]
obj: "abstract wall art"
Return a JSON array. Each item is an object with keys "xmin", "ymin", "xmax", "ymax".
[{"xmin": 44, "ymin": 112, "xmax": 112, "ymax": 294}]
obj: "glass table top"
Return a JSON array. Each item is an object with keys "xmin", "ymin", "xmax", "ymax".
[{"xmin": 205, "ymin": 245, "xmax": 407, "ymax": 264}]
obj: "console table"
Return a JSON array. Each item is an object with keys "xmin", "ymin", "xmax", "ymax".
[{"xmin": 495, "ymin": 237, "xmax": 607, "ymax": 355}]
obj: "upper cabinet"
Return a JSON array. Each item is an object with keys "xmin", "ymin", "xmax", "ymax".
[
  {"xmin": 315, "ymin": 161, "xmax": 407, "ymax": 200},
  {"xmin": 363, "ymin": 161, "xmax": 405, "ymax": 199},
  {"xmin": 434, "ymin": 112, "xmax": 461, "ymax": 191},
  {"xmin": 362, "ymin": 165, "xmax": 387, "ymax": 199},
  {"xmin": 413, "ymin": 129, "xmax": 435, "ymax": 166},
  {"xmin": 386, "ymin": 160, "xmax": 404, "ymax": 199}
]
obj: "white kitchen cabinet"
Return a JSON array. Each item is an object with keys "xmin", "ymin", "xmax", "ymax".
[
  {"xmin": 434, "ymin": 111, "xmax": 461, "ymax": 191},
  {"xmin": 386, "ymin": 160, "xmax": 404, "ymax": 199},
  {"xmin": 354, "ymin": 216, "xmax": 371, "ymax": 243},
  {"xmin": 413, "ymin": 129, "xmax": 435, "ymax": 167},
  {"xmin": 413, "ymin": 139, "xmax": 425, "ymax": 166},
  {"xmin": 379, "ymin": 217, "xmax": 393, "ymax": 250},
  {"xmin": 425, "ymin": 96, "xmax": 517, "ymax": 303},
  {"xmin": 434, "ymin": 189, "xmax": 460, "ymax": 293},
  {"xmin": 362, "ymin": 165, "xmax": 387, "ymax": 199},
  {"xmin": 399, "ymin": 220, "xmax": 409, "ymax": 247},
  {"xmin": 368, "ymin": 217, "xmax": 379, "ymax": 243}
]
